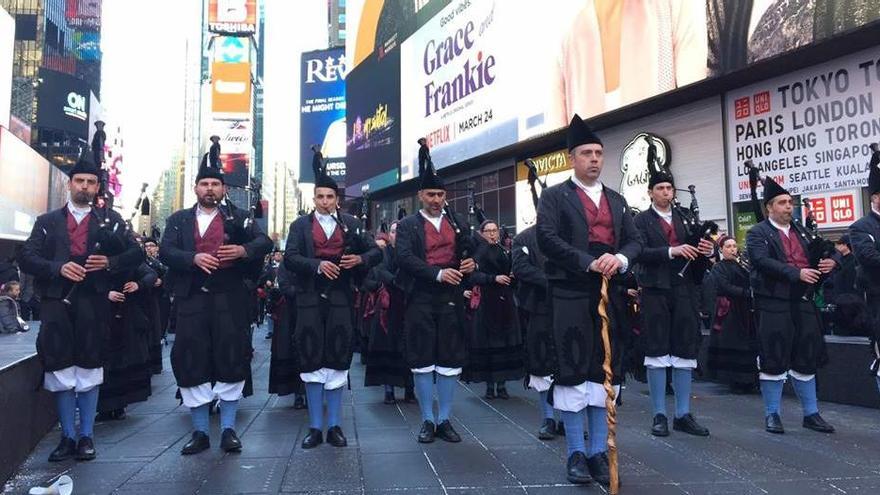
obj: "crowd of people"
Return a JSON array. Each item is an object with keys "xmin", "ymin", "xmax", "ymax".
[{"xmin": 11, "ymin": 116, "xmax": 880, "ymax": 488}]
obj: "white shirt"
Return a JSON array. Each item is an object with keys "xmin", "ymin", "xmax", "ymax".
[
  {"xmin": 768, "ymin": 217, "xmax": 791, "ymax": 237},
  {"xmin": 315, "ymin": 211, "xmax": 338, "ymax": 239},
  {"xmin": 196, "ymin": 206, "xmax": 219, "ymax": 237},
  {"xmin": 421, "ymin": 210, "xmax": 447, "ymax": 282},
  {"xmin": 67, "ymin": 201, "xmax": 90, "ymax": 225},
  {"xmin": 570, "ymin": 177, "xmax": 629, "ymax": 273},
  {"xmin": 872, "ymin": 205, "xmax": 880, "ymax": 217}
]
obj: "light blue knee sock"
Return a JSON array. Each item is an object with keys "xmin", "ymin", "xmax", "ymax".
[
  {"xmin": 413, "ymin": 372, "xmax": 435, "ymax": 423},
  {"xmin": 586, "ymin": 406, "xmax": 608, "ymax": 456},
  {"xmin": 76, "ymin": 387, "xmax": 99, "ymax": 438},
  {"xmin": 538, "ymin": 390, "xmax": 555, "ymax": 420},
  {"xmin": 305, "ymin": 382, "xmax": 325, "ymax": 430},
  {"xmin": 55, "ymin": 390, "xmax": 77, "ymax": 439},
  {"xmin": 760, "ymin": 379, "xmax": 783, "ymax": 416},
  {"xmin": 436, "ymin": 374, "xmax": 457, "ymax": 422},
  {"xmin": 219, "ymin": 399, "xmax": 238, "ymax": 430},
  {"xmin": 791, "ymin": 377, "xmax": 819, "ymax": 416},
  {"xmin": 384, "ymin": 384, "xmax": 394, "ymax": 394},
  {"xmin": 325, "ymin": 387, "xmax": 343, "ymax": 428},
  {"xmin": 190, "ymin": 403, "xmax": 210, "ymax": 433},
  {"xmin": 672, "ymin": 368, "xmax": 692, "ymax": 418},
  {"xmin": 561, "ymin": 409, "xmax": 587, "ymax": 457},
  {"xmin": 647, "ymin": 367, "xmax": 667, "ymax": 416}
]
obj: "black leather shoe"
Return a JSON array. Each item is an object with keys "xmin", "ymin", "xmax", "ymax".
[
  {"xmin": 181, "ymin": 431, "xmax": 210, "ymax": 455},
  {"xmin": 75, "ymin": 436, "xmax": 96, "ymax": 461},
  {"xmin": 765, "ymin": 413, "xmax": 785, "ymax": 434},
  {"xmin": 112, "ymin": 408, "xmax": 126, "ymax": 420},
  {"xmin": 384, "ymin": 390, "xmax": 396, "ymax": 405},
  {"xmin": 587, "ymin": 452, "xmax": 611, "ymax": 486},
  {"xmin": 301, "ymin": 428, "xmax": 323, "ymax": 449},
  {"xmin": 566, "ymin": 452, "xmax": 592, "ymax": 484},
  {"xmin": 293, "ymin": 394, "xmax": 306, "ymax": 410},
  {"xmin": 436, "ymin": 420, "xmax": 461, "ymax": 443},
  {"xmin": 264, "ymin": 332, "xmax": 273, "ymax": 339},
  {"xmin": 484, "ymin": 387, "xmax": 496, "ymax": 400},
  {"xmin": 220, "ymin": 428, "xmax": 242, "ymax": 452},
  {"xmin": 538, "ymin": 418, "xmax": 557, "ymax": 440},
  {"xmin": 327, "ymin": 426, "xmax": 348, "ymax": 447},
  {"xmin": 556, "ymin": 420, "xmax": 566, "ymax": 436},
  {"xmin": 673, "ymin": 413, "xmax": 710, "ymax": 436},
  {"xmin": 651, "ymin": 414, "xmax": 669, "ymax": 436},
  {"xmin": 496, "ymin": 387, "xmax": 510, "ymax": 400},
  {"xmin": 404, "ymin": 387, "xmax": 417, "ymax": 403},
  {"xmin": 803, "ymin": 413, "xmax": 835, "ymax": 433},
  {"xmin": 418, "ymin": 420, "xmax": 436, "ymax": 443},
  {"xmin": 48, "ymin": 437, "xmax": 76, "ymax": 462}
]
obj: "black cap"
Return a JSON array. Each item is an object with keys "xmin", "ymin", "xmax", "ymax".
[
  {"xmin": 142, "ymin": 237, "xmax": 158, "ymax": 246},
  {"xmin": 196, "ymin": 152, "xmax": 225, "ymax": 184},
  {"xmin": 647, "ymin": 137, "xmax": 675, "ymax": 189},
  {"xmin": 417, "ymin": 139, "xmax": 445, "ymax": 190},
  {"xmin": 68, "ymin": 147, "xmax": 101, "ymax": 178},
  {"xmin": 868, "ymin": 146, "xmax": 880, "ymax": 195},
  {"xmin": 566, "ymin": 114, "xmax": 602, "ymax": 151},
  {"xmin": 836, "ymin": 234, "xmax": 851, "ymax": 247},
  {"xmin": 312, "ymin": 147, "xmax": 338, "ymax": 192},
  {"xmin": 762, "ymin": 176, "xmax": 790, "ymax": 205}
]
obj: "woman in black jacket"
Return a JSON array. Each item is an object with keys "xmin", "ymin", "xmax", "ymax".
[
  {"xmin": 707, "ymin": 236, "xmax": 758, "ymax": 393},
  {"xmin": 0, "ymin": 281, "xmax": 28, "ymax": 333}
]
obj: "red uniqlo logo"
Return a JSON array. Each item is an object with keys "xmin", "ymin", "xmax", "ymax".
[
  {"xmin": 810, "ymin": 198, "xmax": 827, "ymax": 224},
  {"xmin": 753, "ymin": 91, "xmax": 771, "ymax": 114},
  {"xmin": 830, "ymin": 194, "xmax": 855, "ymax": 223},
  {"xmin": 734, "ymin": 97, "xmax": 750, "ymax": 119}
]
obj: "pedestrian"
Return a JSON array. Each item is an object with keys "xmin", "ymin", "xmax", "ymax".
[
  {"xmin": 160, "ymin": 152, "xmax": 272, "ymax": 455},
  {"xmin": 143, "ymin": 237, "xmax": 168, "ymax": 374},
  {"xmin": 396, "ymin": 139, "xmax": 477, "ymax": 444},
  {"xmin": 0, "ymin": 281, "xmax": 29, "ymax": 333},
  {"xmin": 284, "ymin": 151, "xmax": 381, "ymax": 449},
  {"xmin": 535, "ymin": 114, "xmax": 643, "ymax": 485},
  {"xmin": 268, "ymin": 262, "xmax": 307, "ymax": 409},
  {"xmin": 747, "ymin": 176, "xmax": 836, "ymax": 434},
  {"xmin": 19, "ymin": 148, "xmax": 144, "ymax": 462},
  {"xmin": 633, "ymin": 153, "xmax": 714, "ymax": 438}
]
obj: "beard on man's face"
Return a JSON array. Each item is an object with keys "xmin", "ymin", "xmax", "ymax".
[
  {"xmin": 197, "ymin": 192, "xmax": 219, "ymax": 208},
  {"xmin": 72, "ymin": 190, "xmax": 95, "ymax": 205}
]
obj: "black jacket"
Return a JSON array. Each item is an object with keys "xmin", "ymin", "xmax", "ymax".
[
  {"xmin": 19, "ymin": 207, "xmax": 143, "ymax": 298},
  {"xmin": 160, "ymin": 204, "xmax": 272, "ymax": 298},
  {"xmin": 0, "ymin": 296, "xmax": 25, "ymax": 333},
  {"xmin": 512, "ymin": 225, "xmax": 548, "ymax": 313},
  {"xmin": 823, "ymin": 253, "xmax": 858, "ymax": 303},
  {"xmin": 850, "ymin": 211, "xmax": 880, "ymax": 297},
  {"xmin": 633, "ymin": 207, "xmax": 694, "ymax": 289},
  {"xmin": 395, "ymin": 211, "xmax": 476, "ymax": 294},
  {"xmin": 535, "ymin": 180, "xmax": 642, "ymax": 283},
  {"xmin": 746, "ymin": 219, "xmax": 838, "ymax": 300},
  {"xmin": 283, "ymin": 212, "xmax": 382, "ymax": 293}
]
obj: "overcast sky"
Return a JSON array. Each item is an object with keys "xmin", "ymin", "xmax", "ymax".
[{"xmin": 101, "ymin": 0, "xmax": 329, "ymax": 214}]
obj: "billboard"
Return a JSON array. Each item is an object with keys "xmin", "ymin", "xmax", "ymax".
[
  {"xmin": 211, "ymin": 62, "xmax": 252, "ymax": 117},
  {"xmin": 65, "ymin": 0, "xmax": 101, "ymax": 29},
  {"xmin": 348, "ymin": 0, "xmax": 880, "ymax": 185},
  {"xmin": 300, "ymin": 48, "xmax": 347, "ymax": 185},
  {"xmin": 210, "ymin": 119, "xmax": 252, "ymax": 154},
  {"xmin": 0, "ymin": 127, "xmax": 51, "ymax": 241},
  {"xmin": 214, "ymin": 36, "xmax": 250, "ymax": 64},
  {"xmin": 36, "ymin": 68, "xmax": 91, "ymax": 139},
  {"xmin": 724, "ymin": 45, "xmax": 880, "ymax": 204},
  {"xmin": 73, "ymin": 31, "xmax": 100, "ymax": 61},
  {"xmin": 208, "ymin": 0, "xmax": 257, "ymax": 36}
]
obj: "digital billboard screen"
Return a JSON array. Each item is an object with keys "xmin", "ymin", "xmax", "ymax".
[
  {"xmin": 36, "ymin": 68, "xmax": 92, "ymax": 139},
  {"xmin": 300, "ymin": 47, "xmax": 347, "ymax": 185}
]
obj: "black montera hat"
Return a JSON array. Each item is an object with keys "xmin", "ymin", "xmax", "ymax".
[
  {"xmin": 567, "ymin": 114, "xmax": 603, "ymax": 151},
  {"xmin": 196, "ymin": 152, "xmax": 225, "ymax": 183},
  {"xmin": 312, "ymin": 147, "xmax": 338, "ymax": 192},
  {"xmin": 867, "ymin": 145, "xmax": 880, "ymax": 195},
  {"xmin": 762, "ymin": 176, "xmax": 790, "ymax": 205},
  {"xmin": 417, "ymin": 139, "xmax": 445, "ymax": 190},
  {"xmin": 68, "ymin": 147, "xmax": 101, "ymax": 178}
]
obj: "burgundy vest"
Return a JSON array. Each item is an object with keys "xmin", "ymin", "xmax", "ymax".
[
  {"xmin": 424, "ymin": 217, "xmax": 457, "ymax": 267},
  {"xmin": 194, "ymin": 214, "xmax": 232, "ymax": 268},
  {"xmin": 657, "ymin": 214, "xmax": 681, "ymax": 247},
  {"xmin": 575, "ymin": 188, "xmax": 615, "ymax": 246},
  {"xmin": 778, "ymin": 228, "xmax": 809, "ymax": 269},
  {"xmin": 66, "ymin": 209, "xmax": 89, "ymax": 257},
  {"xmin": 312, "ymin": 217, "xmax": 345, "ymax": 260}
]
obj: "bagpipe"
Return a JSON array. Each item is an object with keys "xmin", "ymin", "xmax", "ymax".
[{"xmin": 743, "ymin": 160, "xmax": 834, "ymax": 300}]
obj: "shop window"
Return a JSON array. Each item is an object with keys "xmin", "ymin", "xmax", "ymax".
[
  {"xmin": 499, "ymin": 187, "xmax": 516, "ymax": 233},
  {"xmin": 498, "ymin": 166, "xmax": 515, "ymax": 187},
  {"xmin": 482, "ymin": 172, "xmax": 499, "ymax": 191},
  {"xmin": 14, "ymin": 15, "xmax": 37, "ymax": 41},
  {"xmin": 482, "ymin": 190, "xmax": 499, "ymax": 223}
]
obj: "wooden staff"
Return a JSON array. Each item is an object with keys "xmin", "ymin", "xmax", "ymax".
[{"xmin": 598, "ymin": 275, "xmax": 619, "ymax": 494}]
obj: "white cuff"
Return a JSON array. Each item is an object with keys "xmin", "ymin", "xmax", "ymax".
[
  {"xmin": 528, "ymin": 375, "xmax": 553, "ymax": 392},
  {"xmin": 614, "ymin": 254, "xmax": 629, "ymax": 273},
  {"xmin": 435, "ymin": 269, "xmax": 443, "ymax": 282},
  {"xmin": 788, "ymin": 370, "xmax": 815, "ymax": 382},
  {"xmin": 668, "ymin": 247, "xmax": 675, "ymax": 259}
]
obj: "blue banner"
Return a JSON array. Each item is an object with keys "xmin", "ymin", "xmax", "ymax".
[{"xmin": 300, "ymin": 47, "xmax": 346, "ymax": 185}]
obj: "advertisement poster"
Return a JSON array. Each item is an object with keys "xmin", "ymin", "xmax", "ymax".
[
  {"xmin": 211, "ymin": 62, "xmax": 252, "ymax": 117},
  {"xmin": 36, "ymin": 68, "xmax": 91, "ymax": 139},
  {"xmin": 300, "ymin": 48, "xmax": 347, "ymax": 184},
  {"xmin": 513, "ymin": 149, "xmax": 572, "ymax": 233},
  {"xmin": 208, "ymin": 0, "xmax": 257, "ymax": 36},
  {"xmin": 345, "ymin": 49, "xmax": 399, "ymax": 190},
  {"xmin": 725, "ymin": 46, "xmax": 880, "ymax": 203}
]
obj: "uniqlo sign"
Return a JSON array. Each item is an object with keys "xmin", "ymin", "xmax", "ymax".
[
  {"xmin": 734, "ymin": 97, "xmax": 750, "ymax": 119},
  {"xmin": 800, "ymin": 190, "xmax": 862, "ymax": 229},
  {"xmin": 753, "ymin": 91, "xmax": 771, "ymax": 114}
]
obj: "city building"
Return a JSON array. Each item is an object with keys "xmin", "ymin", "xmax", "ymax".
[{"xmin": 328, "ymin": 0, "xmax": 345, "ymax": 48}]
